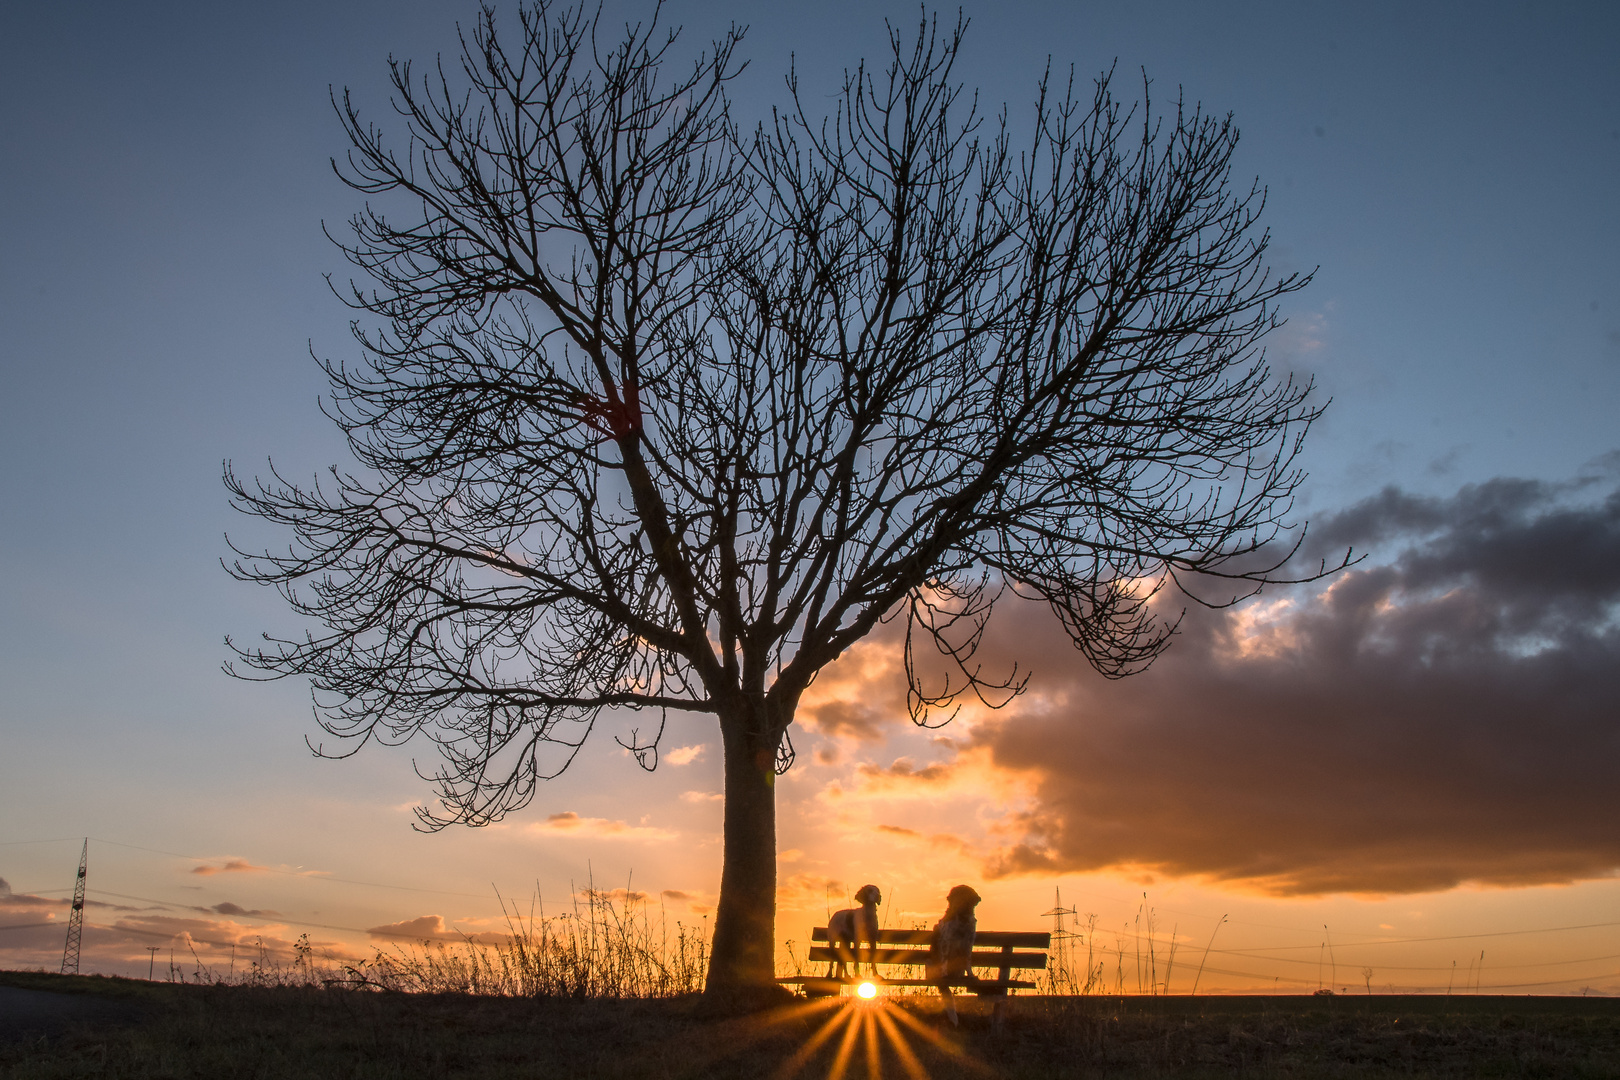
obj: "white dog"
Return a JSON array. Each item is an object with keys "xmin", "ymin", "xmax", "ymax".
[{"xmin": 826, "ymin": 884, "xmax": 883, "ymax": 979}]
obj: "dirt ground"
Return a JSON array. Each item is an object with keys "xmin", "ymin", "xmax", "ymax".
[
  {"xmin": 0, "ymin": 984, "xmax": 147, "ymax": 1043},
  {"xmin": 4, "ymin": 969, "xmax": 1619, "ymax": 1078}
]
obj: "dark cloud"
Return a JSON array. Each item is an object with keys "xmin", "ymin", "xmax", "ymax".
[
  {"xmin": 211, "ymin": 902, "xmax": 280, "ymax": 918},
  {"xmin": 0, "ymin": 878, "xmax": 66, "ymax": 958},
  {"xmin": 368, "ymin": 914, "xmax": 453, "ymax": 941},
  {"xmin": 801, "ymin": 698, "xmax": 894, "ymax": 742},
  {"xmin": 960, "ymin": 473, "xmax": 1620, "ymax": 895},
  {"xmin": 364, "ymin": 914, "xmax": 509, "ymax": 945},
  {"xmin": 0, "ymin": 878, "xmax": 64, "ymax": 910}
]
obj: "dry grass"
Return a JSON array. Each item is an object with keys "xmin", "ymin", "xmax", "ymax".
[
  {"xmin": 347, "ymin": 888, "xmax": 710, "ymax": 998},
  {"xmin": 8, "ymin": 892, "xmax": 1620, "ymax": 1076},
  {"xmin": 6, "ymin": 970, "xmax": 1620, "ymax": 1079},
  {"xmin": 123, "ymin": 885, "xmax": 711, "ymax": 999}
]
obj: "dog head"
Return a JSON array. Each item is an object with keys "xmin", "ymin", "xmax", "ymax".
[
  {"xmin": 945, "ymin": 885, "xmax": 981, "ymax": 915},
  {"xmin": 854, "ymin": 884, "xmax": 882, "ymax": 906}
]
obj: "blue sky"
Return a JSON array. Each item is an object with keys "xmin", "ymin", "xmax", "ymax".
[{"xmin": 2, "ymin": 0, "xmax": 1618, "ymax": 989}]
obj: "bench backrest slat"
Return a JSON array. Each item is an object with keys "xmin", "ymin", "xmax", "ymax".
[
  {"xmin": 810, "ymin": 927, "xmax": 1050, "ymax": 949},
  {"xmin": 806, "ymin": 946, "xmax": 1047, "ymax": 970}
]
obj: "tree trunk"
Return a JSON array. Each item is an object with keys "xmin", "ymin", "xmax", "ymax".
[{"xmin": 703, "ymin": 713, "xmax": 781, "ymax": 1003}]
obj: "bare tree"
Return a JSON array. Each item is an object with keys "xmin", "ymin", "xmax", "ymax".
[{"xmin": 225, "ymin": 1, "xmax": 1336, "ymax": 1002}]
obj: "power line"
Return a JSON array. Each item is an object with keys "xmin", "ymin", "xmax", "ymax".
[
  {"xmin": 1013, "ymin": 879, "xmax": 1620, "ymax": 950},
  {"xmin": 1079, "ymin": 915, "xmax": 1620, "ymax": 955},
  {"xmin": 79, "ymin": 837, "xmax": 500, "ymax": 899},
  {"xmin": 67, "ymin": 886, "xmax": 486, "ymax": 941},
  {"xmin": 1215, "ymin": 921, "xmax": 1620, "ymax": 952},
  {"xmin": 1212, "ymin": 946, "xmax": 1620, "ymax": 973}
]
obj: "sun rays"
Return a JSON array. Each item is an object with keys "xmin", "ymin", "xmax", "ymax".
[
  {"xmin": 316, "ymin": 971, "xmax": 1006, "ymax": 1080},
  {"xmin": 765, "ymin": 993, "xmax": 994, "ymax": 1080}
]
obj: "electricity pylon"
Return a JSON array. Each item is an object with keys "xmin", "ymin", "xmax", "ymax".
[
  {"xmin": 1041, "ymin": 886, "xmax": 1080, "ymax": 992},
  {"xmin": 60, "ymin": 838, "xmax": 87, "ymax": 975}
]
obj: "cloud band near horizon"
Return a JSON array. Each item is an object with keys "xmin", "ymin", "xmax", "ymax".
[{"xmin": 812, "ymin": 468, "xmax": 1620, "ymax": 897}]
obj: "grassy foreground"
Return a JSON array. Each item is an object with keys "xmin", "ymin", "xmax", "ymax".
[{"xmin": 5, "ymin": 970, "xmax": 1620, "ymax": 1078}]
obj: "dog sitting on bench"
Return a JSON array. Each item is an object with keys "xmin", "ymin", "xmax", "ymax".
[
  {"xmin": 925, "ymin": 884, "xmax": 981, "ymax": 1026},
  {"xmin": 826, "ymin": 884, "xmax": 882, "ymax": 979}
]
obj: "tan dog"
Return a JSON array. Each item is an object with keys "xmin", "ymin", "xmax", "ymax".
[
  {"xmin": 925, "ymin": 884, "xmax": 981, "ymax": 1026},
  {"xmin": 826, "ymin": 884, "xmax": 883, "ymax": 979}
]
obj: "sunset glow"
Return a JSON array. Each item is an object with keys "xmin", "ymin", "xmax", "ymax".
[{"xmin": 3, "ymin": 0, "xmax": 1619, "ymax": 1023}]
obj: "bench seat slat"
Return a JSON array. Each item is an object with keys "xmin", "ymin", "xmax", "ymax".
[
  {"xmin": 780, "ymin": 976, "xmax": 1037, "ymax": 991},
  {"xmin": 806, "ymin": 946, "xmax": 1047, "ymax": 970},
  {"xmin": 810, "ymin": 927, "xmax": 1050, "ymax": 949}
]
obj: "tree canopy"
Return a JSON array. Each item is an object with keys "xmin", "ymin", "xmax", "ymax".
[{"xmin": 226, "ymin": 1, "xmax": 1333, "ymax": 997}]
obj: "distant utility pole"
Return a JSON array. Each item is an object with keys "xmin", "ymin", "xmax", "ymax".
[{"xmin": 59, "ymin": 838, "xmax": 87, "ymax": 975}]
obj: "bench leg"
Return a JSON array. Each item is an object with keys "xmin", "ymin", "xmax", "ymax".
[{"xmin": 991, "ymin": 999, "xmax": 1005, "ymax": 1035}]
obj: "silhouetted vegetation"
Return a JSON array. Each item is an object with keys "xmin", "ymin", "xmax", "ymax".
[{"xmin": 7, "ymin": 969, "xmax": 1620, "ymax": 1078}]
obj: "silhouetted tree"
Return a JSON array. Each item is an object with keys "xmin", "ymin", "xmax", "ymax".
[{"xmin": 226, "ymin": 1, "xmax": 1336, "ymax": 1002}]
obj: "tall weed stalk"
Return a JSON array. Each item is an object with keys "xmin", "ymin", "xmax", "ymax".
[
  {"xmin": 353, "ymin": 886, "xmax": 708, "ymax": 997},
  {"xmin": 165, "ymin": 885, "xmax": 709, "ymax": 998}
]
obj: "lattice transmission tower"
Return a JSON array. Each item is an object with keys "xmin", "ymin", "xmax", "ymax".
[{"xmin": 60, "ymin": 838, "xmax": 87, "ymax": 975}]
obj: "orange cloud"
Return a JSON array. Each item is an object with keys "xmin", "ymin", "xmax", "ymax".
[
  {"xmin": 823, "ymin": 744, "xmax": 1033, "ymax": 808},
  {"xmin": 95, "ymin": 913, "xmax": 363, "ymax": 962},
  {"xmin": 0, "ymin": 893, "xmax": 366, "ymax": 971},
  {"xmin": 190, "ymin": 859, "xmax": 268, "ymax": 876},
  {"xmin": 874, "ymin": 824, "xmax": 972, "ymax": 855},
  {"xmin": 795, "ymin": 627, "xmax": 909, "ymax": 742},
  {"xmin": 657, "ymin": 889, "xmax": 713, "ymax": 914},
  {"xmin": 526, "ymin": 811, "xmax": 676, "ymax": 840},
  {"xmin": 583, "ymin": 888, "xmax": 650, "ymax": 905},
  {"xmin": 776, "ymin": 873, "xmax": 848, "ymax": 913},
  {"xmin": 857, "ymin": 757, "xmax": 955, "ymax": 787}
]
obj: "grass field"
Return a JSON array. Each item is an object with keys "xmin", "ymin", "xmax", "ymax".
[{"xmin": 4, "ymin": 970, "xmax": 1620, "ymax": 1078}]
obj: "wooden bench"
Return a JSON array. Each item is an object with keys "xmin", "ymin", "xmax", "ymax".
[{"xmin": 780, "ymin": 927, "xmax": 1052, "ymax": 999}]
